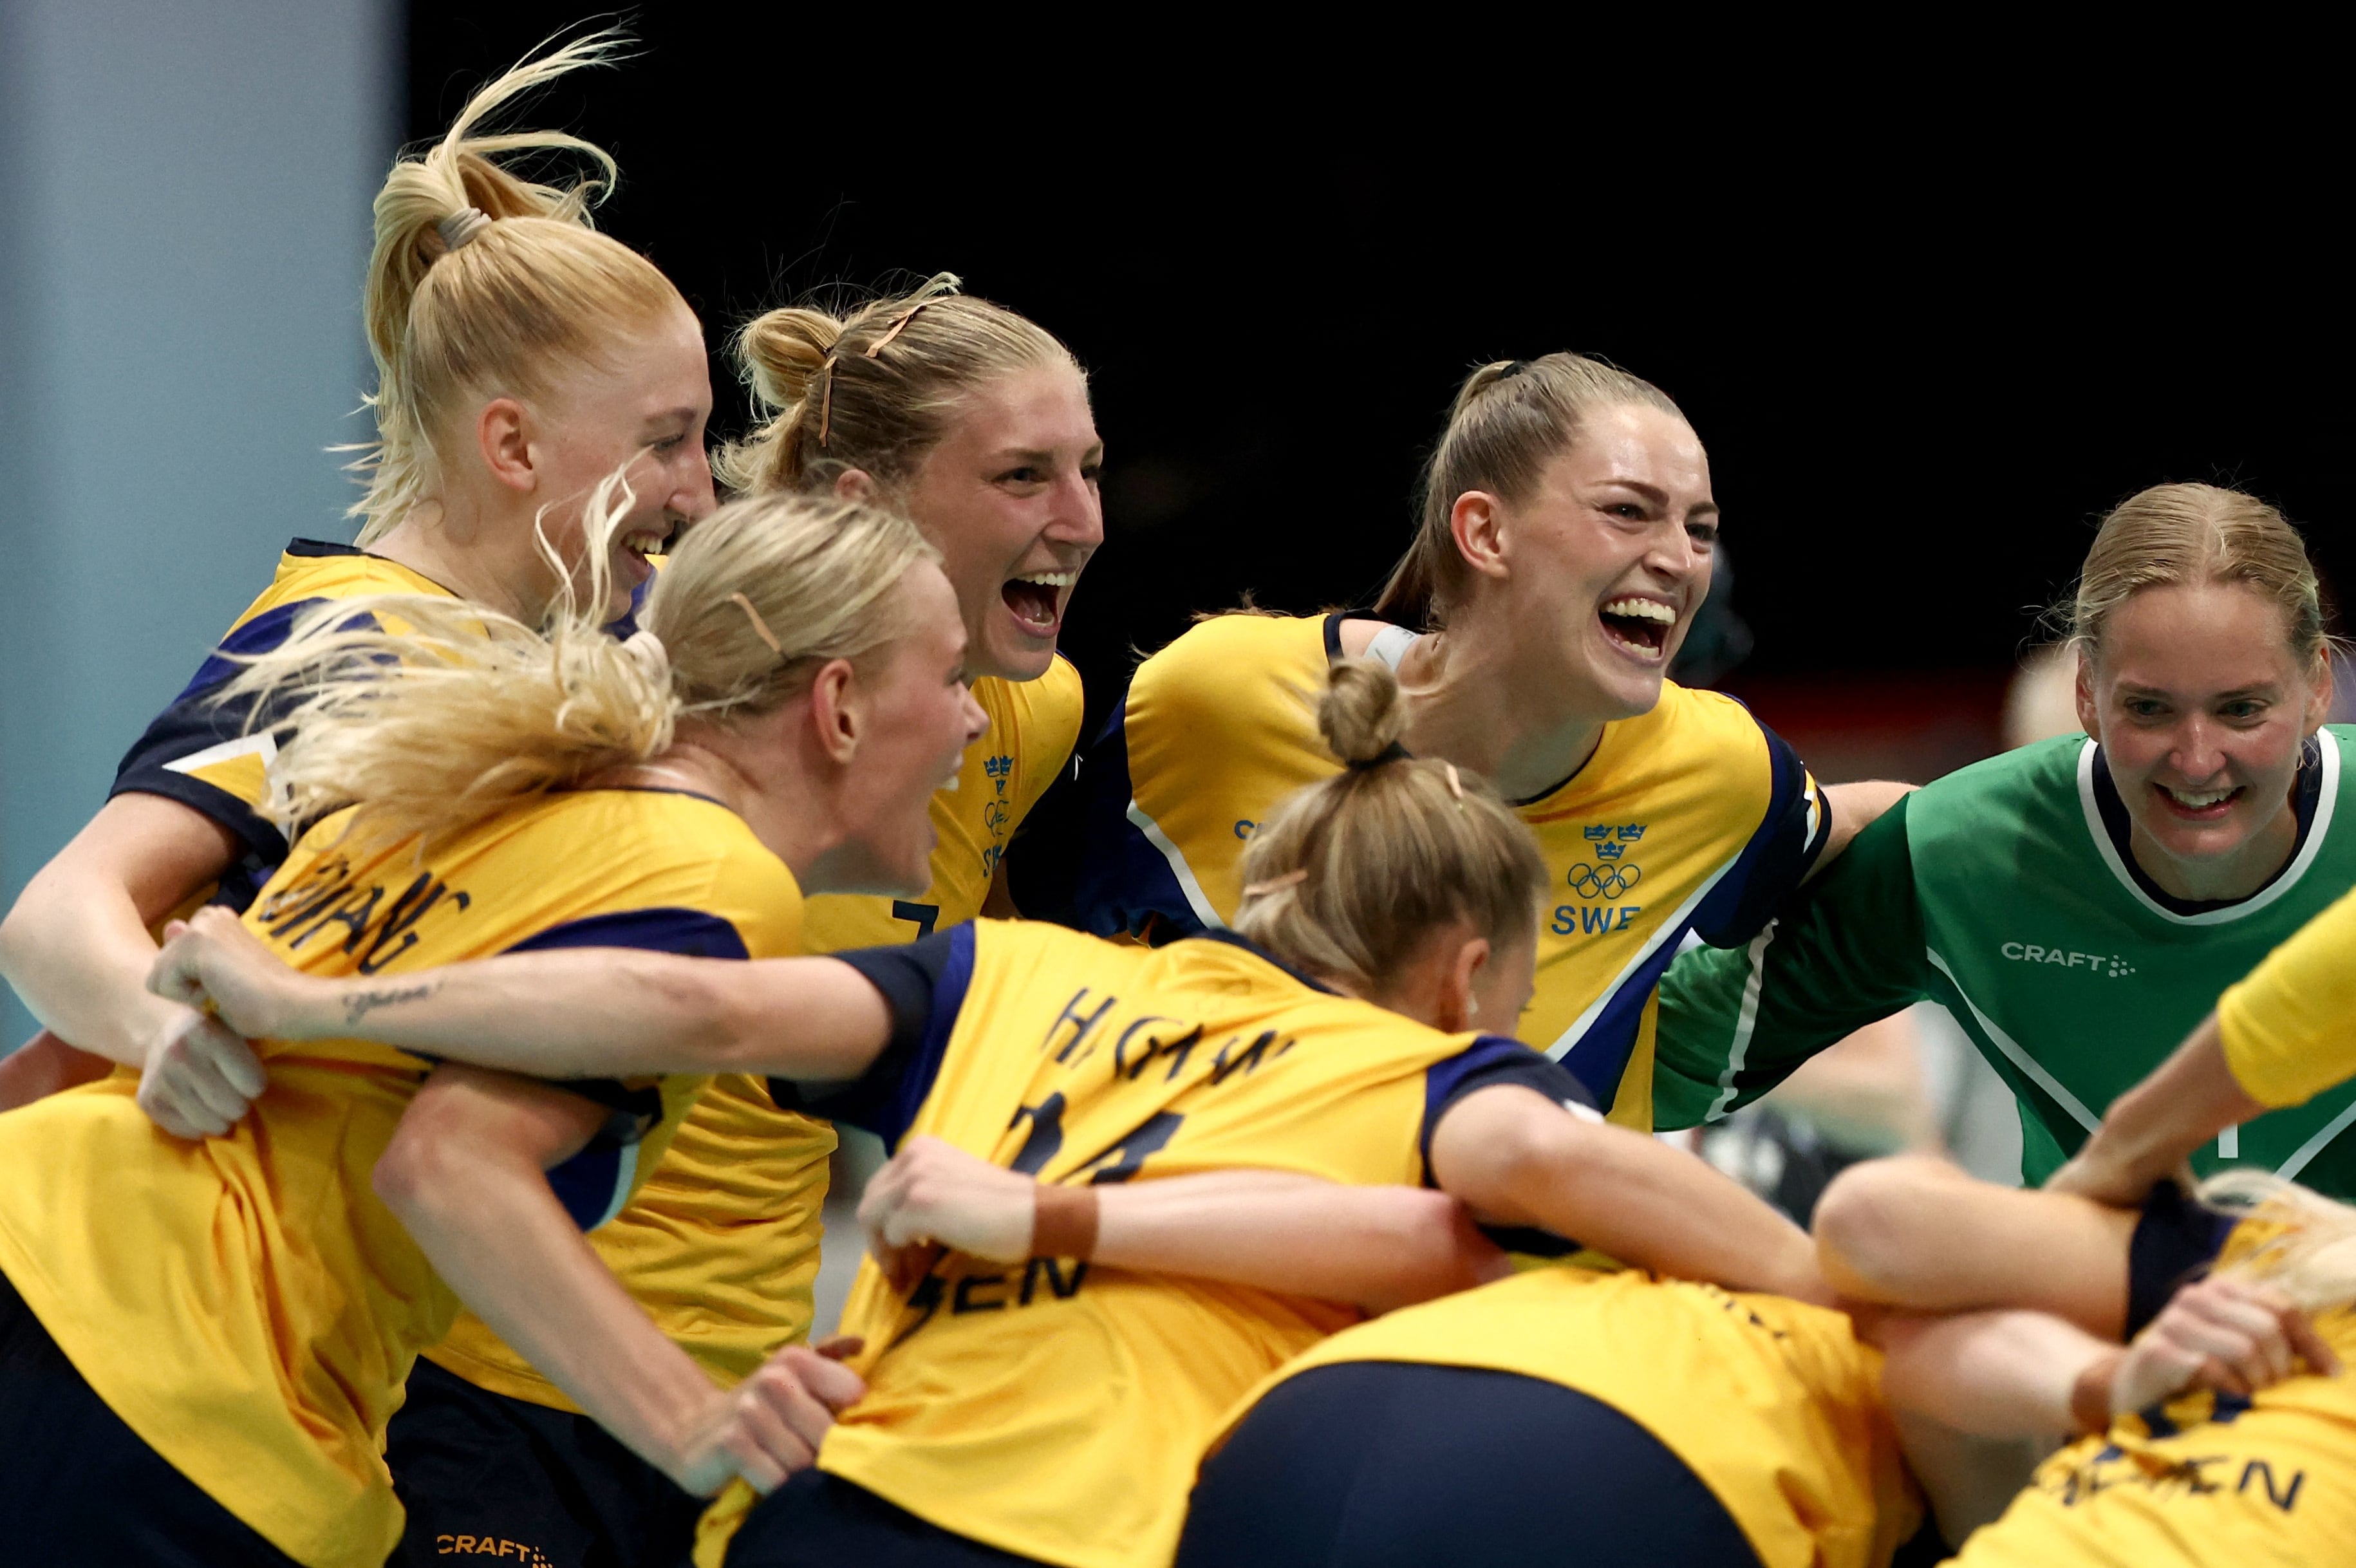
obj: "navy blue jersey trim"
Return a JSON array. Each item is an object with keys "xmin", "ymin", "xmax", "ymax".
[
  {"xmin": 1558, "ymin": 731, "xmax": 1813, "ymax": 1102},
  {"xmin": 871, "ymin": 921, "xmax": 975, "ymax": 1149},
  {"xmin": 1421, "ymin": 1033, "xmax": 1594, "ymax": 1177},
  {"xmin": 776, "ymin": 924, "xmax": 976, "ymax": 1150},
  {"xmin": 284, "ymin": 537, "xmax": 368, "ymax": 558},
  {"xmin": 502, "ymin": 906, "xmax": 745, "ymax": 1227},
  {"xmin": 1192, "ymin": 929, "xmax": 1340, "ymax": 994},
  {"xmin": 1322, "ymin": 611, "xmax": 1348, "ymax": 663},
  {"xmin": 503, "ymin": 907, "xmax": 753, "ymax": 962},
  {"xmin": 1690, "ymin": 720, "xmax": 1821, "ymax": 949},
  {"xmin": 1062, "ymin": 700, "xmax": 1208, "ymax": 941},
  {"xmin": 2126, "ymin": 1180, "xmax": 2235, "ymax": 1339}
]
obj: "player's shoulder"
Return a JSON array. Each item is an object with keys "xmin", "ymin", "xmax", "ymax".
[
  {"xmin": 1589, "ymin": 682, "xmax": 1775, "ymax": 794},
  {"xmin": 230, "ymin": 539, "xmax": 453, "ymax": 632},
  {"xmin": 1907, "ymin": 733, "xmax": 2085, "ymax": 834},
  {"xmin": 497, "ymin": 790, "xmax": 797, "ymax": 916},
  {"xmin": 1136, "ymin": 610, "xmax": 1326, "ymax": 693}
]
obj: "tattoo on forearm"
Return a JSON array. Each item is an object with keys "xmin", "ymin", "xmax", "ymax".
[{"xmin": 342, "ymin": 982, "xmax": 438, "ymax": 1027}]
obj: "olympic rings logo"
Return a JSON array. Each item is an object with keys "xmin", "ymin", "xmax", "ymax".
[{"xmin": 1566, "ymin": 863, "xmax": 1643, "ymax": 900}]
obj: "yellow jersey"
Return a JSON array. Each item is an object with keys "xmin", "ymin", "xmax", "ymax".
[
  {"xmin": 693, "ymin": 918, "xmax": 1591, "ymax": 1568},
  {"xmin": 1029, "ymin": 612, "xmax": 1828, "ymax": 1128},
  {"xmin": 1225, "ymin": 1265, "xmax": 1922, "ymax": 1568},
  {"xmin": 2218, "ymin": 881, "xmax": 2356, "ymax": 1114},
  {"xmin": 431, "ymin": 659, "xmax": 1086, "ymax": 1406},
  {"xmin": 0, "ymin": 788, "xmax": 799, "ymax": 1568},
  {"xmin": 108, "ymin": 539, "xmax": 457, "ymax": 908},
  {"xmin": 1953, "ymin": 1211, "xmax": 2356, "ymax": 1567}
]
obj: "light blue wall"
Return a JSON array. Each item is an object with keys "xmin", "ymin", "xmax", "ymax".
[{"xmin": 0, "ymin": 1, "xmax": 398, "ymax": 1049}]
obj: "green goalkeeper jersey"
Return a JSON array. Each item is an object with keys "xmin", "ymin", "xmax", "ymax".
[{"xmin": 1654, "ymin": 728, "xmax": 2356, "ymax": 1195}]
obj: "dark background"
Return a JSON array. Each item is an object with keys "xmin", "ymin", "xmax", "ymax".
[{"xmin": 408, "ymin": 10, "xmax": 2356, "ymax": 772}]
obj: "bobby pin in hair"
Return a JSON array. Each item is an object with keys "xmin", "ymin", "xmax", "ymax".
[
  {"xmin": 816, "ymin": 358, "xmax": 838, "ymax": 446},
  {"xmin": 866, "ymin": 299, "xmax": 937, "ymax": 359},
  {"xmin": 1242, "ymin": 868, "xmax": 1309, "ymax": 899},
  {"xmin": 727, "ymin": 592, "xmax": 783, "ymax": 655}
]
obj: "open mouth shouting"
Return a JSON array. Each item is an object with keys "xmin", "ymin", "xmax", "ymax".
[
  {"xmin": 2154, "ymin": 781, "xmax": 2243, "ymax": 823},
  {"xmin": 1598, "ymin": 594, "xmax": 1679, "ymax": 662},
  {"xmin": 1002, "ymin": 568, "xmax": 1079, "ymax": 639},
  {"xmin": 619, "ymin": 524, "xmax": 673, "ymax": 587}
]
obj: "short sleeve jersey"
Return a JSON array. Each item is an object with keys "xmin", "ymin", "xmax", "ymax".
[
  {"xmin": 0, "ymin": 789, "xmax": 801, "ymax": 1568},
  {"xmin": 2218, "ymin": 881, "xmax": 2356, "ymax": 1110},
  {"xmin": 427, "ymin": 658, "xmax": 1087, "ymax": 1406},
  {"xmin": 1227, "ymin": 1263, "xmax": 1922, "ymax": 1568},
  {"xmin": 1028, "ymin": 612, "xmax": 1827, "ymax": 1128},
  {"xmin": 710, "ymin": 919, "xmax": 1588, "ymax": 1568},
  {"xmin": 109, "ymin": 539, "xmax": 457, "ymax": 906},
  {"xmin": 1656, "ymin": 731, "xmax": 2356, "ymax": 1195}
]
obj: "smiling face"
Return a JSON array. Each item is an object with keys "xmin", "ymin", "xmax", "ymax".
[
  {"xmin": 2077, "ymin": 581, "xmax": 2332, "ymax": 900},
  {"xmin": 531, "ymin": 301, "xmax": 718, "ymax": 621},
  {"xmin": 1479, "ymin": 403, "xmax": 1717, "ymax": 719},
  {"xmin": 898, "ymin": 360, "xmax": 1103, "ymax": 683},
  {"xmin": 825, "ymin": 564, "xmax": 992, "ymax": 893}
]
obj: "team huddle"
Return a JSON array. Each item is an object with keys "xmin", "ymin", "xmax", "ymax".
[{"xmin": 6, "ymin": 32, "xmax": 2356, "ymax": 1568}]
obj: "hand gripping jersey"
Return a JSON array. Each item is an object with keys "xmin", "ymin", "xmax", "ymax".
[
  {"xmin": 1026, "ymin": 612, "xmax": 1828, "ymax": 1129},
  {"xmin": 1655, "ymin": 731, "xmax": 2356, "ymax": 1196},
  {"xmin": 109, "ymin": 539, "xmax": 458, "ymax": 908},
  {"xmin": 1220, "ymin": 1265, "xmax": 1922, "ymax": 1568},
  {"xmin": 428, "ymin": 659, "xmax": 1085, "ymax": 1407},
  {"xmin": 693, "ymin": 919, "xmax": 1588, "ymax": 1568},
  {"xmin": 1954, "ymin": 1206, "xmax": 2356, "ymax": 1567},
  {"xmin": 0, "ymin": 789, "xmax": 798, "ymax": 1568}
]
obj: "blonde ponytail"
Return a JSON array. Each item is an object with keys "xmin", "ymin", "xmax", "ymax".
[
  {"xmin": 226, "ymin": 476, "xmax": 937, "ymax": 854},
  {"xmin": 1375, "ymin": 354, "xmax": 1688, "ymax": 630},
  {"xmin": 2197, "ymin": 1171, "xmax": 2356, "ymax": 1313},
  {"xmin": 1232, "ymin": 659, "xmax": 1547, "ymax": 995},
  {"xmin": 352, "ymin": 28, "xmax": 686, "ymax": 544},
  {"xmin": 713, "ymin": 272, "xmax": 1074, "ymax": 497}
]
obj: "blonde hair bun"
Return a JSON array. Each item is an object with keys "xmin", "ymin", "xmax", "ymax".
[
  {"xmin": 733, "ymin": 307, "xmax": 845, "ymax": 411},
  {"xmin": 1318, "ymin": 657, "xmax": 1408, "ymax": 767}
]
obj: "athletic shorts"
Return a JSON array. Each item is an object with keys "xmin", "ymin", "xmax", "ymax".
[
  {"xmin": 388, "ymin": 1356, "xmax": 705, "ymax": 1568},
  {"xmin": 1174, "ymin": 1359, "xmax": 1764, "ymax": 1567},
  {"xmin": 724, "ymin": 1469, "xmax": 1053, "ymax": 1567},
  {"xmin": 0, "ymin": 1265, "xmax": 301, "ymax": 1567}
]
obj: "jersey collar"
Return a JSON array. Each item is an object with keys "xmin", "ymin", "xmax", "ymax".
[
  {"xmin": 2075, "ymin": 731, "xmax": 2337, "ymax": 926},
  {"xmin": 1189, "ymin": 929, "xmax": 1342, "ymax": 994}
]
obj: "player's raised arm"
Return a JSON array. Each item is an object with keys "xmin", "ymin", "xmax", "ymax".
[{"xmin": 150, "ymin": 904, "xmax": 893, "ymax": 1083}]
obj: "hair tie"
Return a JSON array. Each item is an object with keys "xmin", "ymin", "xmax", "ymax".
[
  {"xmin": 1348, "ymin": 741, "xmax": 1412, "ymax": 771},
  {"xmin": 437, "ymin": 207, "xmax": 492, "ymax": 252},
  {"xmin": 727, "ymin": 592, "xmax": 784, "ymax": 655},
  {"xmin": 1242, "ymin": 868, "xmax": 1309, "ymax": 899},
  {"xmin": 816, "ymin": 358, "xmax": 838, "ymax": 447},
  {"xmin": 866, "ymin": 299, "xmax": 937, "ymax": 359},
  {"xmin": 1497, "ymin": 359, "xmax": 1529, "ymax": 380},
  {"xmin": 620, "ymin": 628, "xmax": 669, "ymax": 683}
]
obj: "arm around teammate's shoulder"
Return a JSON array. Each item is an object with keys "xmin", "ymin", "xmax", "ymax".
[
  {"xmin": 1427, "ymin": 1082, "xmax": 1828, "ymax": 1302},
  {"xmin": 1654, "ymin": 794, "xmax": 1934, "ymax": 1129},
  {"xmin": 148, "ymin": 904, "xmax": 895, "ymax": 1081}
]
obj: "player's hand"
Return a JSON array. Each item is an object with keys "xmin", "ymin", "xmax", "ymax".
[
  {"xmin": 147, "ymin": 906, "xmax": 326, "ymax": 1040},
  {"xmin": 2043, "ymin": 1145, "xmax": 2185, "ymax": 1209},
  {"xmin": 859, "ymin": 1135, "xmax": 1038, "ymax": 1281},
  {"xmin": 667, "ymin": 1341, "xmax": 868, "ymax": 1495},
  {"xmin": 2110, "ymin": 1277, "xmax": 2339, "ymax": 1417},
  {"xmin": 135, "ymin": 1002, "xmax": 267, "ymax": 1138}
]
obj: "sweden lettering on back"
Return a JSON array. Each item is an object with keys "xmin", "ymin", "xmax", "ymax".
[{"xmin": 256, "ymin": 855, "xmax": 472, "ymax": 975}]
